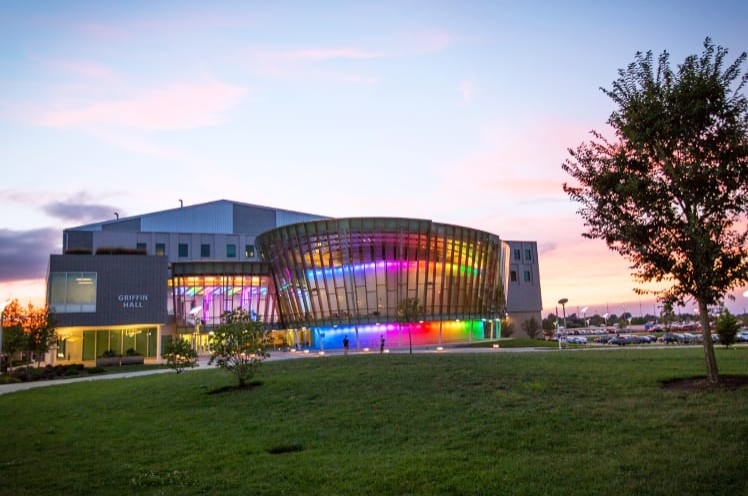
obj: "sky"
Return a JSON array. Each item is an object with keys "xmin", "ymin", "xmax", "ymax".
[{"xmin": 2, "ymin": 0, "xmax": 748, "ymax": 318}]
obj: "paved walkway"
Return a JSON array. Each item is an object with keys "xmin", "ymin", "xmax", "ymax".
[{"xmin": 0, "ymin": 345, "xmax": 549, "ymax": 397}]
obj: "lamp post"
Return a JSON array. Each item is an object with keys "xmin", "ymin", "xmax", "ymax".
[
  {"xmin": 581, "ymin": 306, "xmax": 588, "ymax": 329},
  {"xmin": 557, "ymin": 298, "xmax": 568, "ymax": 349},
  {"xmin": 557, "ymin": 298, "xmax": 568, "ymax": 329},
  {"xmin": 0, "ymin": 298, "xmax": 11, "ymax": 373}
]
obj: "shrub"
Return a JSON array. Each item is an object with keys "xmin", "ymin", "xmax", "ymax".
[
  {"xmin": 163, "ymin": 338, "xmax": 198, "ymax": 374},
  {"xmin": 85, "ymin": 367, "xmax": 106, "ymax": 374},
  {"xmin": 500, "ymin": 319, "xmax": 515, "ymax": 338},
  {"xmin": 125, "ymin": 348, "xmax": 142, "ymax": 356},
  {"xmin": 102, "ymin": 349, "xmax": 118, "ymax": 358}
]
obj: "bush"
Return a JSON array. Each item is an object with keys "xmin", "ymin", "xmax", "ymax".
[
  {"xmin": 0, "ymin": 375, "xmax": 21, "ymax": 385},
  {"xmin": 102, "ymin": 349, "xmax": 118, "ymax": 358},
  {"xmin": 500, "ymin": 319, "xmax": 515, "ymax": 338},
  {"xmin": 125, "ymin": 348, "xmax": 142, "ymax": 357},
  {"xmin": 85, "ymin": 367, "xmax": 106, "ymax": 374}
]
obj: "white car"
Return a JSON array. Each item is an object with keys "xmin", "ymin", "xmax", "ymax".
[
  {"xmin": 736, "ymin": 330, "xmax": 748, "ymax": 343},
  {"xmin": 567, "ymin": 336, "xmax": 588, "ymax": 345}
]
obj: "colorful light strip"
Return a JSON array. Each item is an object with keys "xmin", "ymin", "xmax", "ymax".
[
  {"xmin": 305, "ymin": 259, "xmax": 479, "ymax": 281},
  {"xmin": 307, "ymin": 319, "xmax": 487, "ymax": 350}
]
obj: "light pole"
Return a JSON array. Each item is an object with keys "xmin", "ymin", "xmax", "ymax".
[
  {"xmin": 557, "ymin": 298, "xmax": 568, "ymax": 349},
  {"xmin": 581, "ymin": 306, "xmax": 588, "ymax": 328},
  {"xmin": 558, "ymin": 298, "xmax": 568, "ymax": 329},
  {"xmin": 0, "ymin": 298, "xmax": 11, "ymax": 374}
]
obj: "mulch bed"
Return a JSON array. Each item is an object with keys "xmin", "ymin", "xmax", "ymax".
[{"xmin": 661, "ymin": 374, "xmax": 748, "ymax": 391}]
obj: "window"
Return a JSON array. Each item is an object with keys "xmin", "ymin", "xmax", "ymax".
[
  {"xmin": 227, "ymin": 244, "xmax": 236, "ymax": 258},
  {"xmin": 525, "ymin": 249, "xmax": 532, "ymax": 261},
  {"xmin": 523, "ymin": 270, "xmax": 532, "ymax": 282},
  {"xmin": 201, "ymin": 244, "xmax": 211, "ymax": 258},
  {"xmin": 48, "ymin": 272, "xmax": 97, "ymax": 313},
  {"xmin": 155, "ymin": 243, "xmax": 165, "ymax": 256},
  {"xmin": 178, "ymin": 244, "xmax": 188, "ymax": 257},
  {"xmin": 510, "ymin": 270, "xmax": 518, "ymax": 282},
  {"xmin": 245, "ymin": 244, "xmax": 256, "ymax": 258},
  {"xmin": 57, "ymin": 338, "xmax": 67, "ymax": 359},
  {"xmin": 136, "ymin": 242, "xmax": 146, "ymax": 253},
  {"xmin": 513, "ymin": 249, "xmax": 521, "ymax": 260}
]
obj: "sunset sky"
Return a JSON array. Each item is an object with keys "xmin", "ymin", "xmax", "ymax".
[{"xmin": 2, "ymin": 0, "xmax": 747, "ymax": 317}]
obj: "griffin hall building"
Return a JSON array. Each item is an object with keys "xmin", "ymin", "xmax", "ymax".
[{"xmin": 47, "ymin": 200, "xmax": 543, "ymax": 363}]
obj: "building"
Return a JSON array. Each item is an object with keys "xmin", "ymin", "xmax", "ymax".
[{"xmin": 46, "ymin": 200, "xmax": 543, "ymax": 363}]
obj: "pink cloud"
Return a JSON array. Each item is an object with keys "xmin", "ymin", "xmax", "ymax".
[
  {"xmin": 279, "ymin": 48, "xmax": 386, "ymax": 61},
  {"xmin": 37, "ymin": 80, "xmax": 247, "ymax": 131},
  {"xmin": 36, "ymin": 57, "xmax": 117, "ymax": 81}
]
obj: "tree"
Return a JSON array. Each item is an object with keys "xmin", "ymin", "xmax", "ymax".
[
  {"xmin": 1, "ymin": 300, "xmax": 56, "ymax": 371},
  {"xmin": 500, "ymin": 319, "xmax": 515, "ymax": 338},
  {"xmin": 715, "ymin": 309, "xmax": 739, "ymax": 348},
  {"xmin": 396, "ymin": 297, "xmax": 422, "ymax": 354},
  {"xmin": 562, "ymin": 38, "xmax": 748, "ymax": 383},
  {"xmin": 209, "ymin": 308, "xmax": 270, "ymax": 388},
  {"xmin": 25, "ymin": 306, "xmax": 56, "ymax": 369},
  {"xmin": 522, "ymin": 317, "xmax": 541, "ymax": 339},
  {"xmin": 163, "ymin": 338, "xmax": 198, "ymax": 373}
]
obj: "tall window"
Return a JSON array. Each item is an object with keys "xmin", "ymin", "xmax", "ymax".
[
  {"xmin": 523, "ymin": 270, "xmax": 532, "ymax": 282},
  {"xmin": 136, "ymin": 242, "xmax": 146, "ymax": 253},
  {"xmin": 155, "ymin": 243, "xmax": 166, "ymax": 256},
  {"xmin": 201, "ymin": 244, "xmax": 211, "ymax": 258},
  {"xmin": 525, "ymin": 249, "xmax": 532, "ymax": 261},
  {"xmin": 510, "ymin": 270, "xmax": 518, "ymax": 282},
  {"xmin": 245, "ymin": 244, "xmax": 256, "ymax": 258},
  {"xmin": 513, "ymin": 249, "xmax": 521, "ymax": 260},
  {"xmin": 227, "ymin": 244, "xmax": 237, "ymax": 258},
  {"xmin": 178, "ymin": 244, "xmax": 188, "ymax": 257}
]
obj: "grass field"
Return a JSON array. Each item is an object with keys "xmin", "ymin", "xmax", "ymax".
[{"xmin": 1, "ymin": 348, "xmax": 747, "ymax": 495}]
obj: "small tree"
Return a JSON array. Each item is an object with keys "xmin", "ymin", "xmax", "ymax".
[
  {"xmin": 1, "ymin": 300, "xmax": 56, "ymax": 371},
  {"xmin": 715, "ymin": 310, "xmax": 739, "ymax": 348},
  {"xmin": 396, "ymin": 297, "xmax": 422, "ymax": 354},
  {"xmin": 500, "ymin": 319, "xmax": 515, "ymax": 338},
  {"xmin": 522, "ymin": 317, "xmax": 541, "ymax": 339},
  {"xmin": 163, "ymin": 338, "xmax": 198, "ymax": 373},
  {"xmin": 26, "ymin": 306, "xmax": 57, "ymax": 369},
  {"xmin": 209, "ymin": 308, "xmax": 270, "ymax": 388}
]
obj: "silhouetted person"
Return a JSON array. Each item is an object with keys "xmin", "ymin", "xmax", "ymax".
[
  {"xmin": 380, "ymin": 335, "xmax": 385, "ymax": 354},
  {"xmin": 343, "ymin": 335, "xmax": 349, "ymax": 355}
]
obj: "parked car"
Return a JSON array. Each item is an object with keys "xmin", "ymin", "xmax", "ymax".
[
  {"xmin": 661, "ymin": 332, "xmax": 679, "ymax": 344},
  {"xmin": 567, "ymin": 336, "xmax": 588, "ymax": 345},
  {"xmin": 736, "ymin": 330, "xmax": 748, "ymax": 343}
]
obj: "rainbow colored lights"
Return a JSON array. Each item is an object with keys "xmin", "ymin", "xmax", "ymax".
[{"xmin": 309, "ymin": 319, "xmax": 487, "ymax": 350}]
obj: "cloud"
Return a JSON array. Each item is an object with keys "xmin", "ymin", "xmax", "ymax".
[
  {"xmin": 42, "ymin": 200, "xmax": 121, "ymax": 223},
  {"xmin": 37, "ymin": 79, "xmax": 248, "ymax": 131},
  {"xmin": 0, "ymin": 228, "xmax": 59, "ymax": 282},
  {"xmin": 458, "ymin": 80, "xmax": 474, "ymax": 103},
  {"xmin": 278, "ymin": 48, "xmax": 386, "ymax": 62},
  {"xmin": 36, "ymin": 57, "xmax": 116, "ymax": 81}
]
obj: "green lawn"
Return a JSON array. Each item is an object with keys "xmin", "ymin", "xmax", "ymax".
[{"xmin": 1, "ymin": 348, "xmax": 747, "ymax": 496}]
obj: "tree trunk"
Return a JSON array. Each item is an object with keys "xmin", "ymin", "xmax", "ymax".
[{"xmin": 697, "ymin": 299, "xmax": 719, "ymax": 383}]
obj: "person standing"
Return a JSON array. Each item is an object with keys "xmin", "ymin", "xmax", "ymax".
[
  {"xmin": 379, "ymin": 335, "xmax": 385, "ymax": 354},
  {"xmin": 343, "ymin": 335, "xmax": 349, "ymax": 355}
]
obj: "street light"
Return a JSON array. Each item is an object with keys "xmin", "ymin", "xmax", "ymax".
[
  {"xmin": 581, "ymin": 306, "xmax": 588, "ymax": 328},
  {"xmin": 557, "ymin": 298, "xmax": 568, "ymax": 329},
  {"xmin": 557, "ymin": 298, "xmax": 568, "ymax": 350}
]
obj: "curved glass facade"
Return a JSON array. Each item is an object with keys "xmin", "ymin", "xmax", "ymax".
[{"xmin": 256, "ymin": 218, "xmax": 509, "ymax": 349}]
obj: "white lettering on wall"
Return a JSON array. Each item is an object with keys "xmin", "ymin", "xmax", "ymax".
[{"xmin": 118, "ymin": 294, "xmax": 149, "ymax": 309}]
